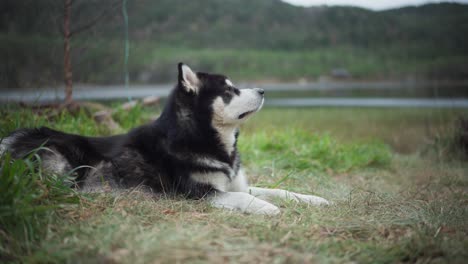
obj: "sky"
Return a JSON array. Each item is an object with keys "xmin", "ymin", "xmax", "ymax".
[{"xmin": 282, "ymin": 0, "xmax": 468, "ymax": 10}]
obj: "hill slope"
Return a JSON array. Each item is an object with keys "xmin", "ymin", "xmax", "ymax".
[{"xmin": 1, "ymin": 0, "xmax": 467, "ymax": 87}]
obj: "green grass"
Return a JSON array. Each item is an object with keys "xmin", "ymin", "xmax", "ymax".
[
  {"xmin": 1, "ymin": 104, "xmax": 467, "ymax": 263},
  {"xmin": 241, "ymin": 129, "xmax": 391, "ymax": 176},
  {"xmin": 0, "ymin": 151, "xmax": 81, "ymax": 261}
]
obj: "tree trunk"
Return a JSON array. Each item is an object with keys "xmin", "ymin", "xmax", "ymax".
[{"xmin": 64, "ymin": 0, "xmax": 73, "ymax": 105}]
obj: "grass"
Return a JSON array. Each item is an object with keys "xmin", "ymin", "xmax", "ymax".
[
  {"xmin": 0, "ymin": 104, "xmax": 467, "ymax": 263},
  {"xmin": 0, "ymin": 151, "xmax": 81, "ymax": 260},
  {"xmin": 243, "ymin": 108, "xmax": 468, "ymax": 154}
]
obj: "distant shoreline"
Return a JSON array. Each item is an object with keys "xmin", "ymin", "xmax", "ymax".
[
  {"xmin": 2, "ymin": 79, "xmax": 468, "ymax": 92},
  {"xmin": 1, "ymin": 80, "xmax": 467, "ymax": 104}
]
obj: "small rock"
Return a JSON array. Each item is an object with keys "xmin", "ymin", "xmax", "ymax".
[
  {"xmin": 93, "ymin": 110, "xmax": 122, "ymax": 132},
  {"xmin": 121, "ymin": 100, "xmax": 139, "ymax": 111},
  {"xmin": 142, "ymin": 96, "xmax": 160, "ymax": 106}
]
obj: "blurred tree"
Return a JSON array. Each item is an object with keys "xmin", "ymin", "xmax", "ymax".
[
  {"xmin": 63, "ymin": 0, "xmax": 72, "ymax": 105},
  {"xmin": 1, "ymin": 1, "xmax": 467, "ymax": 86},
  {"xmin": 61, "ymin": 0, "xmax": 121, "ymax": 105}
]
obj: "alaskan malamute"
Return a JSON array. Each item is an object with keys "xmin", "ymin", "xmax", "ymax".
[{"xmin": 0, "ymin": 64, "xmax": 329, "ymax": 215}]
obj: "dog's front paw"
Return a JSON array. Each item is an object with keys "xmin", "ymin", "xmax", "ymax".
[
  {"xmin": 211, "ymin": 192, "xmax": 281, "ymax": 216},
  {"xmin": 291, "ymin": 193, "xmax": 330, "ymax": 206},
  {"xmin": 247, "ymin": 201, "xmax": 281, "ymax": 216}
]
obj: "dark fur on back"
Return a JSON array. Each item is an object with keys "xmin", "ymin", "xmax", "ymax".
[{"xmin": 5, "ymin": 64, "xmax": 241, "ymax": 199}]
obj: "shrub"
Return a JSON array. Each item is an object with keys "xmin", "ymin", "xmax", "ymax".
[{"xmin": 422, "ymin": 117, "xmax": 468, "ymax": 161}]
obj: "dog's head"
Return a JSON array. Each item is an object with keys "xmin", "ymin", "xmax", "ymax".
[{"xmin": 174, "ymin": 63, "xmax": 264, "ymax": 127}]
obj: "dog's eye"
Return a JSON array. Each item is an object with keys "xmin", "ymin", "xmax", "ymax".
[{"xmin": 226, "ymin": 86, "xmax": 240, "ymax": 95}]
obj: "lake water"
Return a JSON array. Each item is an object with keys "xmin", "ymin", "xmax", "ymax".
[
  {"xmin": 263, "ymin": 81, "xmax": 468, "ymax": 108},
  {"xmin": 1, "ymin": 81, "xmax": 468, "ymax": 108},
  {"xmin": 264, "ymin": 82, "xmax": 468, "ymax": 99}
]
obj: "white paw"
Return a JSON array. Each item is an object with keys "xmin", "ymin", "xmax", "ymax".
[
  {"xmin": 290, "ymin": 193, "xmax": 331, "ymax": 206},
  {"xmin": 245, "ymin": 199, "xmax": 281, "ymax": 215},
  {"xmin": 210, "ymin": 192, "xmax": 281, "ymax": 216}
]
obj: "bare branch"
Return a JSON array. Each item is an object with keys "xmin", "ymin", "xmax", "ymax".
[{"xmin": 69, "ymin": 0, "xmax": 122, "ymax": 37}]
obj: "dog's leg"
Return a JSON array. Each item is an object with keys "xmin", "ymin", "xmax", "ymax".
[
  {"xmin": 209, "ymin": 191, "xmax": 280, "ymax": 215},
  {"xmin": 248, "ymin": 187, "xmax": 330, "ymax": 206}
]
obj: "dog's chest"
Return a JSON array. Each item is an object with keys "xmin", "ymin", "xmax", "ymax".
[
  {"xmin": 191, "ymin": 171, "xmax": 231, "ymax": 192},
  {"xmin": 190, "ymin": 168, "xmax": 248, "ymax": 192}
]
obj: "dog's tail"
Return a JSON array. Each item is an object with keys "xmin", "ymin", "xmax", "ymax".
[
  {"xmin": 1, "ymin": 127, "xmax": 126, "ymax": 179},
  {"xmin": 1, "ymin": 128, "xmax": 38, "ymax": 157}
]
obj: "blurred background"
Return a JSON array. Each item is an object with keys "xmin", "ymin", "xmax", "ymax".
[
  {"xmin": 2, "ymin": 2, "xmax": 468, "ymax": 261},
  {"xmin": 1, "ymin": 0, "xmax": 468, "ymax": 91},
  {"xmin": 1, "ymin": 0, "xmax": 467, "ymax": 154}
]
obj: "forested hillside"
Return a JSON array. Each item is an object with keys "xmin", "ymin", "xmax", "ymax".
[{"xmin": 1, "ymin": 0, "xmax": 467, "ymax": 87}]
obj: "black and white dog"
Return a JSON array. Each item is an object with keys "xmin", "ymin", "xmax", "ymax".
[{"xmin": 0, "ymin": 64, "xmax": 329, "ymax": 215}]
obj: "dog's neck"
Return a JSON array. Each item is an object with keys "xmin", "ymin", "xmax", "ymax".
[{"xmin": 213, "ymin": 125, "xmax": 238, "ymax": 156}]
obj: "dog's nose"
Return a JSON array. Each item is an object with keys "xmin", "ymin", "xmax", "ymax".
[{"xmin": 255, "ymin": 88, "xmax": 265, "ymax": 95}]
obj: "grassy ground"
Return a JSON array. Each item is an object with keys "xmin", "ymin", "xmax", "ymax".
[{"xmin": 0, "ymin": 104, "xmax": 467, "ymax": 263}]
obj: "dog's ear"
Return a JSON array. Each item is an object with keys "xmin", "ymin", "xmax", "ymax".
[{"xmin": 178, "ymin": 63, "xmax": 200, "ymax": 93}]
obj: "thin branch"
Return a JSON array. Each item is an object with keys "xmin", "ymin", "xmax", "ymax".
[{"xmin": 69, "ymin": 0, "xmax": 122, "ymax": 37}]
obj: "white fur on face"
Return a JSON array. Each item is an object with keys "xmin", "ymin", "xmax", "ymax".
[
  {"xmin": 225, "ymin": 79, "xmax": 234, "ymax": 87},
  {"xmin": 211, "ymin": 88, "xmax": 263, "ymax": 153},
  {"xmin": 213, "ymin": 88, "xmax": 264, "ymax": 126}
]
